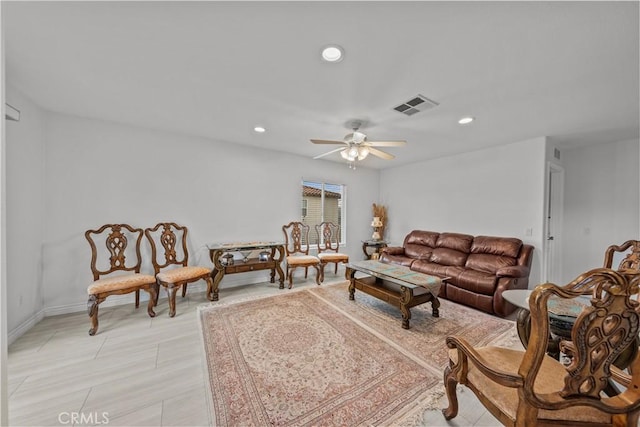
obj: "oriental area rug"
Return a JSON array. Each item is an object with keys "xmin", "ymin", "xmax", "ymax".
[{"xmin": 197, "ymin": 281, "xmax": 519, "ymax": 427}]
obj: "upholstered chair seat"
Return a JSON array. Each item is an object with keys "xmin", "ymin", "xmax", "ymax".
[
  {"xmin": 157, "ymin": 266, "xmax": 212, "ymax": 284},
  {"xmin": 286, "ymin": 255, "xmax": 321, "ymax": 266},
  {"xmin": 87, "ymin": 273, "xmax": 157, "ymax": 295}
]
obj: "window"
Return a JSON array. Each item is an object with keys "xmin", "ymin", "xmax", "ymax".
[{"xmin": 301, "ymin": 180, "xmax": 345, "ymax": 246}]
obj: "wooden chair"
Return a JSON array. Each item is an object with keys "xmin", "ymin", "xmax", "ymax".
[
  {"xmin": 85, "ymin": 224, "xmax": 158, "ymax": 336},
  {"xmin": 604, "ymin": 239, "xmax": 640, "ymax": 272},
  {"xmin": 282, "ymin": 221, "xmax": 321, "ymax": 288},
  {"xmin": 145, "ymin": 222, "xmax": 213, "ymax": 317},
  {"xmin": 315, "ymin": 221, "xmax": 349, "ymax": 282},
  {"xmin": 443, "ymin": 267, "xmax": 640, "ymax": 426}
]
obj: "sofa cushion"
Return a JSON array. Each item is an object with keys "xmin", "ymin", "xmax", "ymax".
[
  {"xmin": 455, "ymin": 269, "xmax": 497, "ymax": 295},
  {"xmin": 412, "ymin": 260, "xmax": 450, "ymax": 277},
  {"xmin": 405, "ymin": 244, "xmax": 433, "ymax": 260},
  {"xmin": 380, "ymin": 253, "xmax": 415, "ymax": 267},
  {"xmin": 436, "ymin": 232, "xmax": 474, "ymax": 253},
  {"xmin": 465, "ymin": 253, "xmax": 516, "ymax": 274},
  {"xmin": 471, "ymin": 236, "xmax": 522, "ymax": 258},
  {"xmin": 430, "ymin": 247, "xmax": 468, "ymax": 267},
  {"xmin": 403, "ymin": 231, "xmax": 439, "ymax": 260},
  {"xmin": 405, "ymin": 230, "xmax": 440, "ymax": 247}
]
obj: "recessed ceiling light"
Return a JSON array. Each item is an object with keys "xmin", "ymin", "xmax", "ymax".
[
  {"xmin": 321, "ymin": 45, "xmax": 344, "ymax": 63},
  {"xmin": 254, "ymin": 126, "xmax": 266, "ymax": 133},
  {"xmin": 458, "ymin": 117, "xmax": 475, "ymax": 125}
]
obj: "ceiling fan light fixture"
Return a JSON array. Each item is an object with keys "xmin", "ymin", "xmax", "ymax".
[
  {"xmin": 458, "ymin": 116, "xmax": 475, "ymax": 125},
  {"xmin": 357, "ymin": 146, "xmax": 369, "ymax": 160},
  {"xmin": 321, "ymin": 45, "xmax": 344, "ymax": 63}
]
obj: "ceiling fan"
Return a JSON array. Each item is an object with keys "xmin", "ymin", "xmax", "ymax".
[{"xmin": 311, "ymin": 120, "xmax": 407, "ymax": 167}]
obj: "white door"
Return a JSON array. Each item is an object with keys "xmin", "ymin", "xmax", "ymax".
[{"xmin": 544, "ymin": 163, "xmax": 564, "ymax": 283}]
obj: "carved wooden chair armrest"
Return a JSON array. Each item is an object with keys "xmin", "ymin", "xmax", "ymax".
[{"xmin": 445, "ymin": 336, "xmax": 524, "ymax": 388}]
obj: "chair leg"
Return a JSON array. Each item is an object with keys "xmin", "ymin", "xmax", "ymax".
[
  {"xmin": 182, "ymin": 283, "xmax": 187, "ymax": 298},
  {"xmin": 167, "ymin": 285, "xmax": 179, "ymax": 318},
  {"xmin": 288, "ymin": 267, "xmax": 295, "ymax": 289},
  {"xmin": 319, "ymin": 262, "xmax": 326, "ymax": 283},
  {"xmin": 334, "ymin": 262, "xmax": 338, "ymax": 275},
  {"xmin": 135, "ymin": 289, "xmax": 140, "ymax": 308},
  {"xmin": 304, "ymin": 266, "xmax": 308, "ymax": 278},
  {"xmin": 154, "ymin": 282, "xmax": 160, "ymax": 306},
  {"xmin": 442, "ymin": 364, "xmax": 460, "ymax": 420},
  {"xmin": 145, "ymin": 287, "xmax": 157, "ymax": 318},
  {"xmin": 87, "ymin": 295, "xmax": 100, "ymax": 336},
  {"xmin": 314, "ymin": 265, "xmax": 321, "ymax": 286}
]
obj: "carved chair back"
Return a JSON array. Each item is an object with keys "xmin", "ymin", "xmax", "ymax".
[
  {"xmin": 315, "ymin": 222, "xmax": 341, "ymax": 254},
  {"xmin": 604, "ymin": 240, "xmax": 640, "ymax": 273},
  {"xmin": 145, "ymin": 222, "xmax": 190, "ymax": 274},
  {"xmin": 282, "ymin": 221, "xmax": 311, "ymax": 257},
  {"xmin": 524, "ymin": 268, "xmax": 640, "ymax": 413},
  {"xmin": 85, "ymin": 223, "xmax": 144, "ymax": 280}
]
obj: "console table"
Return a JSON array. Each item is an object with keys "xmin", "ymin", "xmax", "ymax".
[
  {"xmin": 208, "ymin": 242, "xmax": 285, "ymax": 301},
  {"xmin": 346, "ymin": 260, "xmax": 444, "ymax": 329}
]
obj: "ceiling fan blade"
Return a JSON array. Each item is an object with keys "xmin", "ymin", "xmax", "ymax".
[
  {"xmin": 368, "ymin": 147, "xmax": 395, "ymax": 160},
  {"xmin": 366, "ymin": 140, "xmax": 407, "ymax": 147},
  {"xmin": 313, "ymin": 147, "xmax": 346, "ymax": 160},
  {"xmin": 310, "ymin": 139, "xmax": 346, "ymax": 145}
]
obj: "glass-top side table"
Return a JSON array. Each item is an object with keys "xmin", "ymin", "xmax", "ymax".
[{"xmin": 361, "ymin": 240, "xmax": 388, "ymax": 260}]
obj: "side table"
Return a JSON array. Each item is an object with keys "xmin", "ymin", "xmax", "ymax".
[{"xmin": 362, "ymin": 240, "xmax": 388, "ymax": 260}]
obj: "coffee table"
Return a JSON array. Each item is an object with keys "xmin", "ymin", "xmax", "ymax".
[{"xmin": 345, "ymin": 260, "xmax": 445, "ymax": 329}]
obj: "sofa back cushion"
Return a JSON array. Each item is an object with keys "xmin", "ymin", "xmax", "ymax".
[
  {"xmin": 425, "ymin": 233, "xmax": 473, "ymax": 267},
  {"xmin": 403, "ymin": 230, "xmax": 439, "ymax": 260},
  {"xmin": 465, "ymin": 236, "xmax": 523, "ymax": 274},
  {"xmin": 430, "ymin": 248, "xmax": 468, "ymax": 266},
  {"xmin": 465, "ymin": 254, "xmax": 517, "ymax": 274},
  {"xmin": 471, "ymin": 236, "xmax": 522, "ymax": 258}
]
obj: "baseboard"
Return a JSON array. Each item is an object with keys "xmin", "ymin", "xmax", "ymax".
[
  {"xmin": 8, "ymin": 309, "xmax": 45, "ymax": 346},
  {"xmin": 9, "ymin": 271, "xmax": 283, "ymax": 343}
]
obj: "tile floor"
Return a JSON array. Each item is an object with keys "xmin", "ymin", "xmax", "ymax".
[{"xmin": 8, "ymin": 275, "xmax": 506, "ymax": 426}]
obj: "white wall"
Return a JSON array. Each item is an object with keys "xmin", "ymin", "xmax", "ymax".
[
  {"xmin": 39, "ymin": 112, "xmax": 379, "ymax": 314},
  {"xmin": 560, "ymin": 138, "xmax": 640, "ymax": 282},
  {"xmin": 379, "ymin": 137, "xmax": 547, "ymax": 286},
  {"xmin": 5, "ymin": 86, "xmax": 45, "ymax": 336}
]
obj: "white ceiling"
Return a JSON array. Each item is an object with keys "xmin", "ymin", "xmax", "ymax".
[{"xmin": 3, "ymin": 1, "xmax": 639, "ymax": 169}]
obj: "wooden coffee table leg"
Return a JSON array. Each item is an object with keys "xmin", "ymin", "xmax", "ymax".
[
  {"xmin": 431, "ymin": 296, "xmax": 440, "ymax": 317},
  {"xmin": 400, "ymin": 286, "xmax": 412, "ymax": 329}
]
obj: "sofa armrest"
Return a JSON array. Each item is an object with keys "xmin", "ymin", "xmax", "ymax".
[
  {"xmin": 382, "ymin": 246, "xmax": 405, "ymax": 255},
  {"xmin": 496, "ymin": 265, "xmax": 530, "ymax": 278}
]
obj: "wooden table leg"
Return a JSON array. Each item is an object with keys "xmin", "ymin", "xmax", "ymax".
[
  {"xmin": 400, "ymin": 286, "xmax": 412, "ymax": 329},
  {"xmin": 346, "ymin": 267, "xmax": 356, "ymax": 300}
]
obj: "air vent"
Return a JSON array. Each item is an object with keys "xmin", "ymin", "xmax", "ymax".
[{"xmin": 393, "ymin": 95, "xmax": 438, "ymax": 116}]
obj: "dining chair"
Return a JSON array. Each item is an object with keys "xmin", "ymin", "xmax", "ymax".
[
  {"xmin": 145, "ymin": 222, "xmax": 213, "ymax": 317},
  {"xmin": 282, "ymin": 221, "xmax": 321, "ymax": 288},
  {"xmin": 85, "ymin": 224, "xmax": 158, "ymax": 336},
  {"xmin": 443, "ymin": 267, "xmax": 640, "ymax": 426},
  {"xmin": 315, "ymin": 221, "xmax": 349, "ymax": 282}
]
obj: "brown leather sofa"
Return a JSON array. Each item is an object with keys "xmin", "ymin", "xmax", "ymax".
[{"xmin": 380, "ymin": 230, "xmax": 534, "ymax": 317}]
